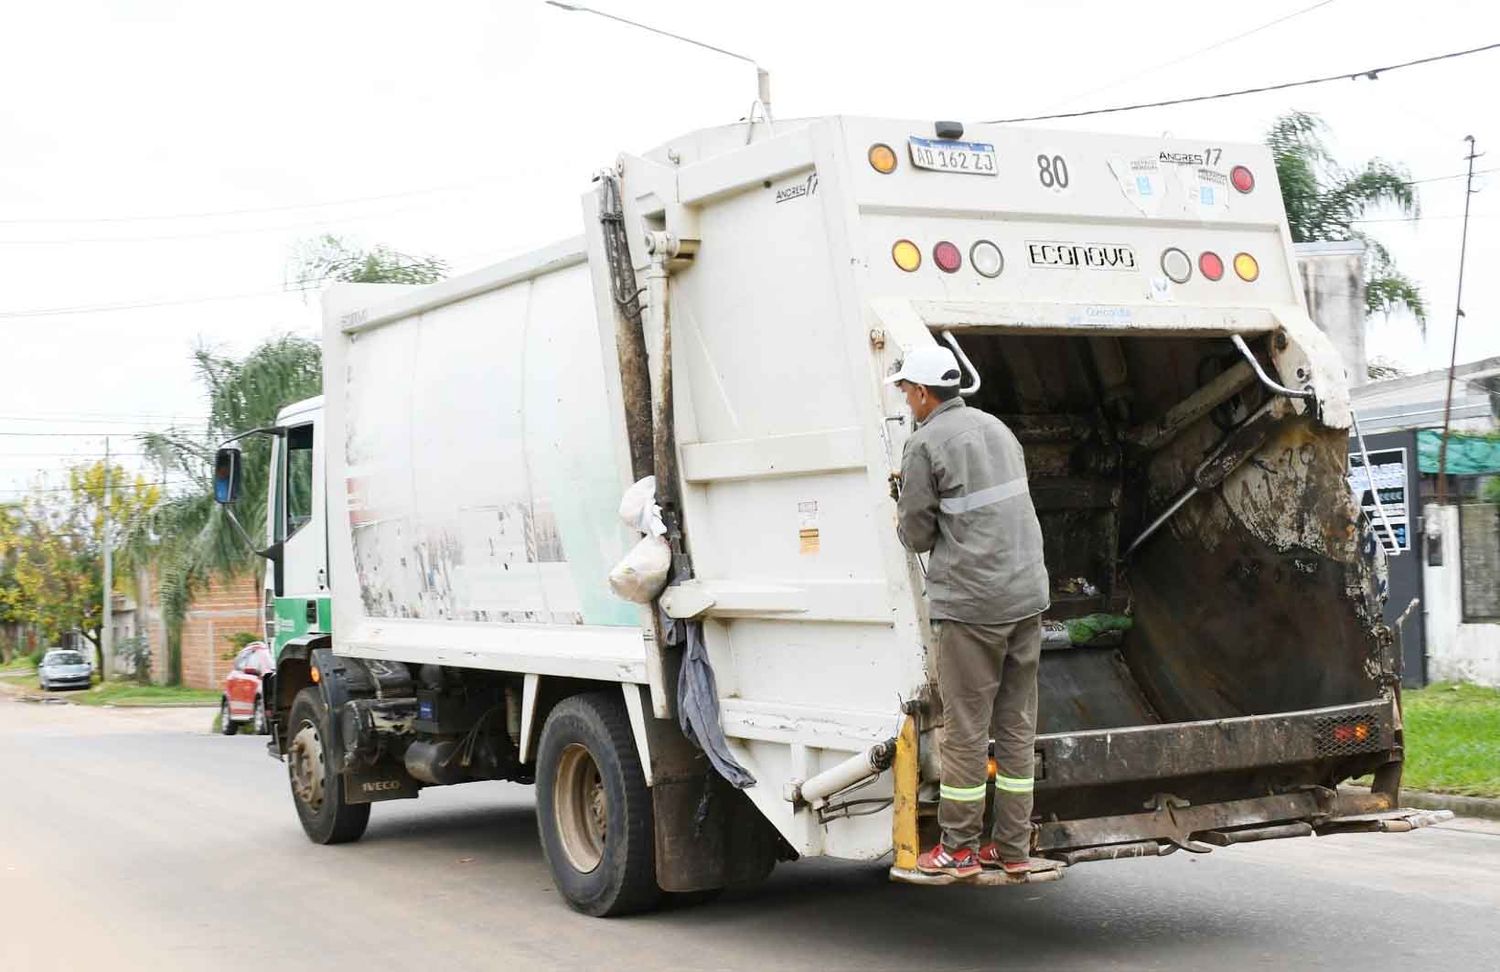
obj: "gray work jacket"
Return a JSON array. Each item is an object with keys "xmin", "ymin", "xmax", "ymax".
[{"xmin": 896, "ymin": 398, "xmax": 1050, "ymax": 623}]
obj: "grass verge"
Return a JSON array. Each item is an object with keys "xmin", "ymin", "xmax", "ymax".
[
  {"xmin": 1, "ymin": 656, "xmax": 37, "ymax": 673},
  {"xmin": 65, "ymin": 682, "xmax": 221, "ymax": 707},
  {"xmin": 1398, "ymin": 682, "xmax": 1500, "ymax": 799}
]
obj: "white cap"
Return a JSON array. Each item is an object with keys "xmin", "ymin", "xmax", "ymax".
[{"xmin": 886, "ymin": 345, "xmax": 963, "ymax": 387}]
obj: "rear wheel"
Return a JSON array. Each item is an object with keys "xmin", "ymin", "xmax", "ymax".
[
  {"xmin": 287, "ymin": 687, "xmax": 370, "ymax": 844},
  {"xmin": 219, "ymin": 697, "xmax": 237, "ymax": 735},
  {"xmin": 252, "ymin": 696, "xmax": 268, "ymax": 735},
  {"xmin": 535, "ymin": 693, "xmax": 659, "ymax": 917}
]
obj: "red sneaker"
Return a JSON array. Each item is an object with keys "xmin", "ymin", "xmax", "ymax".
[
  {"xmin": 978, "ymin": 844, "xmax": 1056, "ymax": 875},
  {"xmin": 916, "ymin": 843, "xmax": 981, "ymax": 879}
]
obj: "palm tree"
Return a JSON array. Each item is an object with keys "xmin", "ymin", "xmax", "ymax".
[
  {"xmin": 1267, "ymin": 111, "xmax": 1426, "ymax": 328},
  {"xmin": 136, "ymin": 239, "xmax": 447, "ymax": 682},
  {"xmin": 134, "ymin": 337, "xmax": 323, "ymax": 679}
]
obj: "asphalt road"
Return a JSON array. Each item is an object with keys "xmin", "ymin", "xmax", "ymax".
[{"xmin": 2, "ymin": 690, "xmax": 1497, "ymax": 972}]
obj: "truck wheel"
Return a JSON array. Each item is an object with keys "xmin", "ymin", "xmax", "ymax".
[
  {"xmin": 219, "ymin": 698, "xmax": 238, "ymax": 735},
  {"xmin": 287, "ymin": 687, "xmax": 370, "ymax": 845},
  {"xmin": 252, "ymin": 696, "xmax": 269, "ymax": 735},
  {"xmin": 535, "ymin": 693, "xmax": 660, "ymax": 917}
]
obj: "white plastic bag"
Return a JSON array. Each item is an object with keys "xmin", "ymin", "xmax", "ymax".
[
  {"xmin": 617, "ymin": 475, "xmax": 666, "ymax": 537},
  {"xmin": 608, "ymin": 534, "xmax": 672, "ymax": 603}
]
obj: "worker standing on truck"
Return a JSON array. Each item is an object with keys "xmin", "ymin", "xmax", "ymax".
[{"xmin": 888, "ymin": 345, "xmax": 1052, "ymax": 879}]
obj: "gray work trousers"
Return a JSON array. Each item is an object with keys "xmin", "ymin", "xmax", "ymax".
[{"xmin": 934, "ymin": 615, "xmax": 1041, "ymax": 858}]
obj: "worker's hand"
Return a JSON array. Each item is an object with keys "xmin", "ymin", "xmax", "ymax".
[{"xmin": 888, "ymin": 472, "xmax": 902, "ymax": 502}]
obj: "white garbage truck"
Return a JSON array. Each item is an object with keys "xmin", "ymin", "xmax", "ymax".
[{"xmin": 214, "ymin": 115, "xmax": 1447, "ymax": 916}]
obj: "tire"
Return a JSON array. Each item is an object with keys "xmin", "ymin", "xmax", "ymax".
[
  {"xmin": 286, "ymin": 686, "xmax": 370, "ymax": 845},
  {"xmin": 535, "ymin": 692, "xmax": 660, "ymax": 917},
  {"xmin": 252, "ymin": 696, "xmax": 269, "ymax": 735},
  {"xmin": 219, "ymin": 697, "xmax": 238, "ymax": 735}
]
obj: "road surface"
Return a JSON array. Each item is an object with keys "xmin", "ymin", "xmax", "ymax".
[{"xmin": 2, "ymin": 689, "xmax": 1496, "ymax": 971}]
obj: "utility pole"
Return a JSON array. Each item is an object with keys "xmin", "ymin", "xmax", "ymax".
[
  {"xmin": 1437, "ymin": 135, "xmax": 1480, "ymax": 504},
  {"xmin": 101, "ymin": 436, "xmax": 112, "ymax": 681}
]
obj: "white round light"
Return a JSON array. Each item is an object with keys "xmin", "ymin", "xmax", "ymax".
[
  {"xmin": 1160, "ymin": 247, "xmax": 1192, "ymax": 284},
  {"xmin": 970, "ymin": 240, "xmax": 1004, "ymax": 278}
]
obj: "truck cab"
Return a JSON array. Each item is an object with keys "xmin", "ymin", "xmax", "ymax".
[{"xmin": 263, "ymin": 397, "xmax": 330, "ymax": 654}]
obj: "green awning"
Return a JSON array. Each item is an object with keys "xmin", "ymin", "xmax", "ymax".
[{"xmin": 1417, "ymin": 428, "xmax": 1500, "ymax": 474}]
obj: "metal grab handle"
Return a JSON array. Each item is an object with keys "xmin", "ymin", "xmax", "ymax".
[
  {"xmin": 1230, "ymin": 334, "xmax": 1313, "ymax": 400},
  {"xmin": 941, "ymin": 331, "xmax": 982, "ymax": 397}
]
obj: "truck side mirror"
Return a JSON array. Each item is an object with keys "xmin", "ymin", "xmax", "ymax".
[{"xmin": 214, "ymin": 447, "xmax": 243, "ymax": 504}]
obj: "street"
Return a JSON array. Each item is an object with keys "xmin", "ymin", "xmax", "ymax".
[{"xmin": 0, "ymin": 692, "xmax": 1495, "ymax": 971}]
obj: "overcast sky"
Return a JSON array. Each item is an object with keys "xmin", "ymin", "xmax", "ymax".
[{"xmin": 1, "ymin": 0, "xmax": 1494, "ymax": 496}]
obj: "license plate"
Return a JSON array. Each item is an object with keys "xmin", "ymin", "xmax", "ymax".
[{"xmin": 907, "ymin": 136, "xmax": 998, "ymax": 175}]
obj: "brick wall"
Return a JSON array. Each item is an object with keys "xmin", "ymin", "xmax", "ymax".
[{"xmin": 179, "ymin": 571, "xmax": 264, "ymax": 691}]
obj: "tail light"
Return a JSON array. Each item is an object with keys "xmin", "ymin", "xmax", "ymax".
[
  {"xmin": 1161, "ymin": 247, "xmax": 1192, "ymax": 283},
  {"xmin": 933, "ymin": 241, "xmax": 962, "ymax": 273},
  {"xmin": 1231, "ymin": 165, "xmax": 1255, "ymax": 193},
  {"xmin": 970, "ymin": 240, "xmax": 1004, "ymax": 278},
  {"xmin": 1199, "ymin": 251, "xmax": 1225, "ymax": 281},
  {"xmin": 892, "ymin": 239, "xmax": 921, "ymax": 272},
  {"xmin": 869, "ymin": 143, "xmax": 898, "ymax": 174},
  {"xmin": 1234, "ymin": 252, "xmax": 1260, "ymax": 282}
]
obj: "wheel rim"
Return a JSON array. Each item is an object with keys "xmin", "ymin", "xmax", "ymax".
[
  {"xmin": 289, "ymin": 719, "xmax": 326, "ymax": 811},
  {"xmin": 554, "ymin": 743, "xmax": 607, "ymax": 873}
]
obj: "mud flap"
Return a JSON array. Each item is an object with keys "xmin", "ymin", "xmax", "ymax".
[{"xmin": 342, "ymin": 764, "xmax": 420, "ymax": 804}]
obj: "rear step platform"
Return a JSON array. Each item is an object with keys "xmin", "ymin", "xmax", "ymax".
[{"xmin": 889, "ymin": 865, "xmax": 1066, "ymax": 886}]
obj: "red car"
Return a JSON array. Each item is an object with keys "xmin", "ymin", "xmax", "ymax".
[{"xmin": 220, "ymin": 642, "xmax": 274, "ymax": 735}]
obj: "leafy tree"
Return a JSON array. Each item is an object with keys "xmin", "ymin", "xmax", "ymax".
[
  {"xmin": 1267, "ymin": 111, "xmax": 1426, "ymax": 328},
  {"xmin": 293, "ymin": 234, "xmax": 448, "ymax": 287},
  {"xmin": 0, "ymin": 464, "xmax": 159, "ymax": 673}
]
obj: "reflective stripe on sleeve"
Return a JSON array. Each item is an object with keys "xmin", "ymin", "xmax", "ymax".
[
  {"xmin": 994, "ymin": 774, "xmax": 1034, "ymax": 794},
  {"xmin": 939, "ymin": 782, "xmax": 988, "ymax": 803},
  {"xmin": 938, "ymin": 477, "xmax": 1028, "ymax": 515}
]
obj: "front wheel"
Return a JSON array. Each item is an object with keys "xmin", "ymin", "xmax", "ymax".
[
  {"xmin": 219, "ymin": 698, "xmax": 237, "ymax": 735},
  {"xmin": 535, "ymin": 693, "xmax": 660, "ymax": 917},
  {"xmin": 287, "ymin": 687, "xmax": 370, "ymax": 844}
]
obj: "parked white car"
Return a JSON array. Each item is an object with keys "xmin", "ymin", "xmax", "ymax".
[{"xmin": 38, "ymin": 649, "xmax": 93, "ymax": 691}]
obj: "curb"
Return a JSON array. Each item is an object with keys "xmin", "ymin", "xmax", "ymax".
[{"xmin": 1398, "ymin": 788, "xmax": 1500, "ymax": 822}]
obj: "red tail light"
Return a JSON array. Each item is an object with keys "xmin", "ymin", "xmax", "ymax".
[
  {"xmin": 933, "ymin": 241, "xmax": 962, "ymax": 273},
  {"xmin": 1199, "ymin": 251, "xmax": 1225, "ymax": 281},
  {"xmin": 1231, "ymin": 165, "xmax": 1255, "ymax": 193}
]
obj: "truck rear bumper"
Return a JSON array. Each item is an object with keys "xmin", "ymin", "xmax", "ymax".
[
  {"xmin": 1037, "ymin": 787, "xmax": 1451, "ymax": 864},
  {"xmin": 1033, "ymin": 698, "xmax": 1399, "ymax": 792}
]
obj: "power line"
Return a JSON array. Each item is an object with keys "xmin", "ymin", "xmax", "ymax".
[
  {"xmin": 0, "ymin": 177, "xmax": 504, "ymax": 227},
  {"xmin": 1351, "ymin": 212, "xmax": 1494, "ymax": 223},
  {"xmin": 0, "ymin": 194, "xmax": 483, "ymax": 246},
  {"xmin": 0, "ymin": 430, "xmax": 203, "ymax": 438},
  {"xmin": 0, "ymin": 479, "xmax": 194, "ymax": 495},
  {"xmin": 0, "ymin": 415, "xmax": 207, "ymax": 426},
  {"xmin": 0, "ymin": 286, "xmax": 316, "ymax": 319},
  {"xmin": 1406, "ymin": 165, "xmax": 1499, "ymax": 185},
  {"xmin": 987, "ymin": 40, "xmax": 1500, "ymax": 124},
  {"xmin": 1044, "ymin": 0, "xmax": 1339, "ymax": 112}
]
